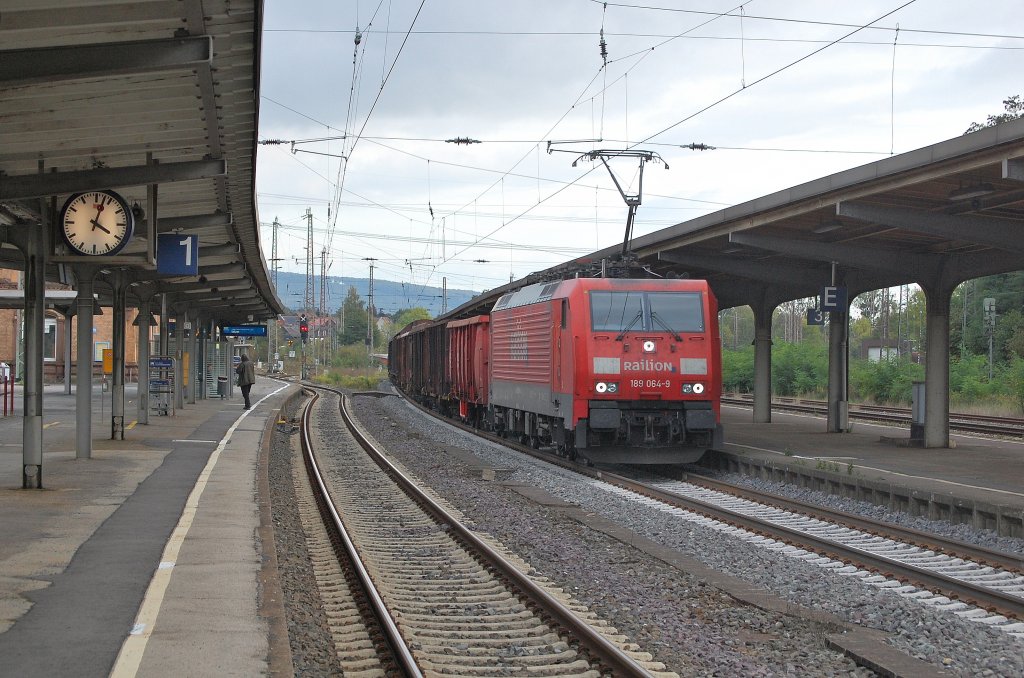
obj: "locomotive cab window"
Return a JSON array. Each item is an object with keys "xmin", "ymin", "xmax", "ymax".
[
  {"xmin": 647, "ymin": 292, "xmax": 704, "ymax": 333},
  {"xmin": 589, "ymin": 291, "xmax": 704, "ymax": 333},
  {"xmin": 590, "ymin": 291, "xmax": 644, "ymax": 332}
]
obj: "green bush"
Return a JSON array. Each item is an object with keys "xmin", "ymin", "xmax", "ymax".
[
  {"xmin": 772, "ymin": 341, "xmax": 828, "ymax": 397},
  {"xmin": 331, "ymin": 344, "xmax": 375, "ymax": 369},
  {"xmin": 849, "ymin": 358, "xmax": 923, "ymax": 404},
  {"xmin": 721, "ymin": 346, "xmax": 755, "ymax": 392},
  {"xmin": 313, "ymin": 370, "xmax": 381, "ymax": 390}
]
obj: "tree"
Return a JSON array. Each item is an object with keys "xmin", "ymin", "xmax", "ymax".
[
  {"xmin": 388, "ymin": 307, "xmax": 432, "ymax": 341},
  {"xmin": 965, "ymin": 95, "xmax": 1024, "ymax": 134},
  {"xmin": 337, "ymin": 286, "xmax": 368, "ymax": 346}
]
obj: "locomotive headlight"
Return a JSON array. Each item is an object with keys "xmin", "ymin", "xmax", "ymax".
[
  {"xmin": 595, "ymin": 381, "xmax": 619, "ymax": 394},
  {"xmin": 606, "ymin": 382, "xmax": 619, "ymax": 394},
  {"xmin": 595, "ymin": 382, "xmax": 608, "ymax": 393},
  {"xmin": 682, "ymin": 382, "xmax": 705, "ymax": 394},
  {"xmin": 682, "ymin": 383, "xmax": 693, "ymax": 394},
  {"xmin": 642, "ymin": 340, "xmax": 656, "ymax": 353}
]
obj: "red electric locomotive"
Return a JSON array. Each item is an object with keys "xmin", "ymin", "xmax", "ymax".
[
  {"xmin": 487, "ymin": 277, "xmax": 721, "ymax": 463},
  {"xmin": 389, "ymin": 277, "xmax": 723, "ymax": 465}
]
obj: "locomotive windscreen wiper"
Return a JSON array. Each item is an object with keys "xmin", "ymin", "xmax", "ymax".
[
  {"xmin": 650, "ymin": 311, "xmax": 682, "ymax": 341},
  {"xmin": 615, "ymin": 310, "xmax": 643, "ymax": 341}
]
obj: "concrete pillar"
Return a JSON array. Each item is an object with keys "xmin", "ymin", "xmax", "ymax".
[
  {"xmin": 137, "ymin": 298, "xmax": 151, "ymax": 424},
  {"xmin": 923, "ymin": 285, "xmax": 952, "ymax": 448},
  {"xmin": 111, "ymin": 272, "xmax": 127, "ymax": 440},
  {"xmin": 75, "ymin": 272, "xmax": 95, "ymax": 459},
  {"xmin": 826, "ymin": 304, "xmax": 850, "ymax": 432},
  {"xmin": 751, "ymin": 302, "xmax": 774, "ymax": 424},
  {"xmin": 21, "ymin": 223, "xmax": 46, "ymax": 488}
]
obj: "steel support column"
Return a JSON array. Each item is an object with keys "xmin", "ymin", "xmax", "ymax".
[
  {"xmin": 21, "ymin": 222, "xmax": 46, "ymax": 488},
  {"xmin": 159, "ymin": 294, "xmax": 169, "ymax": 355},
  {"xmin": 75, "ymin": 271, "xmax": 96, "ymax": 459},
  {"xmin": 751, "ymin": 302, "xmax": 775, "ymax": 424},
  {"xmin": 63, "ymin": 308, "xmax": 73, "ymax": 395},
  {"xmin": 187, "ymin": 311, "xmax": 198, "ymax": 405},
  {"xmin": 174, "ymin": 309, "xmax": 184, "ymax": 411},
  {"xmin": 110, "ymin": 271, "xmax": 127, "ymax": 439},
  {"xmin": 196, "ymin": 318, "xmax": 206, "ymax": 400},
  {"xmin": 137, "ymin": 298, "xmax": 152, "ymax": 424},
  {"xmin": 923, "ymin": 285, "xmax": 953, "ymax": 448}
]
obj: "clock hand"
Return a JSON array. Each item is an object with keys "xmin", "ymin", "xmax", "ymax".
[
  {"xmin": 90, "ymin": 203, "xmax": 105, "ymax": 230},
  {"xmin": 90, "ymin": 218, "xmax": 111, "ymax": 234}
]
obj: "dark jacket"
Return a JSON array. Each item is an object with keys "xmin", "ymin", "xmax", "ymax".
[{"xmin": 236, "ymin": 358, "xmax": 256, "ymax": 386}]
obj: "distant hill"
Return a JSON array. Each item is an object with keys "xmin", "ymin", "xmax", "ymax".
[{"xmin": 272, "ymin": 271, "xmax": 479, "ymax": 317}]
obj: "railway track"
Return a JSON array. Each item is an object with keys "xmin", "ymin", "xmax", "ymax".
[
  {"xmin": 390, "ymin": 388, "xmax": 1024, "ymax": 639},
  {"xmin": 722, "ymin": 394, "xmax": 1024, "ymax": 437},
  {"xmin": 296, "ymin": 385, "xmax": 671, "ymax": 677}
]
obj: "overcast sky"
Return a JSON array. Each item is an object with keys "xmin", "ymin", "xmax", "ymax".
[{"xmin": 256, "ymin": 0, "xmax": 1024, "ymax": 311}]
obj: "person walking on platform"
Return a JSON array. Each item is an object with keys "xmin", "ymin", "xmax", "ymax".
[{"xmin": 236, "ymin": 353, "xmax": 256, "ymax": 409}]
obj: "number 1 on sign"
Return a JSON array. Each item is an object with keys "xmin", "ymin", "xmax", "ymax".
[{"xmin": 180, "ymin": 238, "xmax": 192, "ymax": 265}]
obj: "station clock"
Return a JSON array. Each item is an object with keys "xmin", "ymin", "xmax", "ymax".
[{"xmin": 59, "ymin": 190, "xmax": 135, "ymax": 256}]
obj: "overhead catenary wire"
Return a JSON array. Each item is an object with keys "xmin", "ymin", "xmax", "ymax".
[
  {"xmin": 258, "ymin": 0, "xmax": 993, "ymax": 308},
  {"xmin": 634, "ymin": 0, "xmax": 920, "ymax": 146},
  {"xmin": 330, "ymin": 1, "xmax": 426, "ymax": 230}
]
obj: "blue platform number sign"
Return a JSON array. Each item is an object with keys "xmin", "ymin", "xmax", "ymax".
[
  {"xmin": 806, "ymin": 308, "xmax": 825, "ymax": 326},
  {"xmin": 157, "ymin": 234, "xmax": 199, "ymax": 275},
  {"xmin": 820, "ymin": 286, "xmax": 848, "ymax": 312}
]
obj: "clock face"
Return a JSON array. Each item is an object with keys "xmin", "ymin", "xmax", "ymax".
[{"xmin": 60, "ymin": 191, "xmax": 135, "ymax": 256}]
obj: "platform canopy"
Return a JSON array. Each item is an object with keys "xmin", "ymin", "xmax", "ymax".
[
  {"xmin": 0, "ymin": 0, "xmax": 284, "ymax": 322},
  {"xmin": 447, "ymin": 118, "xmax": 1024, "ymax": 318}
]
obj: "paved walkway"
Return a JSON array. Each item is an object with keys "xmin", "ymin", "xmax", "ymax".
[{"xmin": 0, "ymin": 377, "xmax": 298, "ymax": 677}]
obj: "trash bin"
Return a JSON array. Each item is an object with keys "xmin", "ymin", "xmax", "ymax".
[{"xmin": 217, "ymin": 376, "xmax": 228, "ymax": 398}]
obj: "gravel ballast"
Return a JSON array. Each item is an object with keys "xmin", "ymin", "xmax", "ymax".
[
  {"xmin": 349, "ymin": 393, "xmax": 884, "ymax": 676},
  {"xmin": 348, "ymin": 390, "xmax": 1024, "ymax": 677}
]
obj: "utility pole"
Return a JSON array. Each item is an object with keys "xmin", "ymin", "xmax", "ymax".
[
  {"xmin": 268, "ymin": 217, "xmax": 283, "ymax": 369},
  {"xmin": 304, "ymin": 208, "xmax": 315, "ymax": 315},
  {"xmin": 363, "ymin": 257, "xmax": 376, "ymax": 353},
  {"xmin": 984, "ymin": 297, "xmax": 996, "ymax": 380},
  {"xmin": 317, "ymin": 247, "xmax": 328, "ymax": 376},
  {"xmin": 442, "ymin": 276, "xmax": 447, "ymax": 314}
]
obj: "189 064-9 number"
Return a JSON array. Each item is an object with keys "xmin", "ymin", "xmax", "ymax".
[{"xmin": 630, "ymin": 379, "xmax": 670, "ymax": 389}]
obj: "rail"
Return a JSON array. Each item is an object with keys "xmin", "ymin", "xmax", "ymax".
[
  {"xmin": 394, "ymin": 387, "xmax": 1024, "ymax": 621},
  {"xmin": 299, "ymin": 388, "xmax": 421, "ymax": 677},
  {"xmin": 323, "ymin": 384, "xmax": 655, "ymax": 677},
  {"xmin": 722, "ymin": 394, "xmax": 1024, "ymax": 437}
]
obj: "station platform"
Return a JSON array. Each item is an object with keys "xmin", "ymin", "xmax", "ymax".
[
  {"xmin": 716, "ymin": 403, "xmax": 1024, "ymax": 537},
  {"xmin": 0, "ymin": 377, "xmax": 299, "ymax": 678}
]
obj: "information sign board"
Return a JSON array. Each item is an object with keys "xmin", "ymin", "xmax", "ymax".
[
  {"xmin": 806, "ymin": 308, "xmax": 825, "ymax": 326},
  {"xmin": 222, "ymin": 325, "xmax": 267, "ymax": 337},
  {"xmin": 820, "ymin": 286, "xmax": 848, "ymax": 312},
  {"xmin": 157, "ymin": 234, "xmax": 199, "ymax": 275}
]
